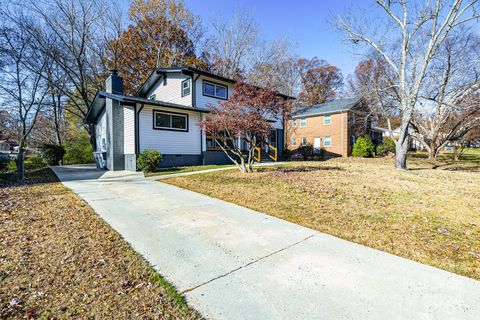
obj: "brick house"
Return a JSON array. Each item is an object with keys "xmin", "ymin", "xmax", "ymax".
[{"xmin": 286, "ymin": 98, "xmax": 374, "ymax": 158}]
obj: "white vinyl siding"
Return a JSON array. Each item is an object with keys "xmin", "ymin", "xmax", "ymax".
[
  {"xmin": 95, "ymin": 110, "xmax": 107, "ymax": 152},
  {"xmin": 138, "ymin": 104, "xmax": 201, "ymax": 155},
  {"xmin": 195, "ymin": 75, "xmax": 234, "ymax": 109},
  {"xmin": 147, "ymin": 73, "xmax": 192, "ymax": 106},
  {"xmin": 124, "ymin": 106, "xmax": 135, "ymax": 154}
]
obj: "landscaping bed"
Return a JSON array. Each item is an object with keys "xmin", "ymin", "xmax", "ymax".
[
  {"xmin": 0, "ymin": 169, "xmax": 200, "ymax": 319},
  {"xmin": 164, "ymin": 155, "xmax": 480, "ymax": 280}
]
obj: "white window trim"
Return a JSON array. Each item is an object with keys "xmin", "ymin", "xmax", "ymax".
[
  {"xmin": 181, "ymin": 79, "xmax": 191, "ymax": 97},
  {"xmin": 153, "ymin": 110, "xmax": 189, "ymax": 132},
  {"xmin": 300, "ymin": 118, "xmax": 307, "ymax": 128},
  {"xmin": 324, "ymin": 136, "xmax": 332, "ymax": 147},
  {"xmin": 323, "ymin": 115, "xmax": 332, "ymax": 125}
]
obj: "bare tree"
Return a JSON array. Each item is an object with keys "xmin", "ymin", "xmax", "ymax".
[
  {"xmin": 411, "ymin": 31, "xmax": 480, "ymax": 159},
  {"xmin": 205, "ymin": 9, "xmax": 259, "ymax": 79},
  {"xmin": 247, "ymin": 38, "xmax": 301, "ymax": 98},
  {"xmin": 348, "ymin": 55, "xmax": 402, "ymax": 132},
  {"xmin": 20, "ymin": 0, "xmax": 110, "ymax": 146},
  {"xmin": 0, "ymin": 22, "xmax": 49, "ymax": 181},
  {"xmin": 336, "ymin": 0, "xmax": 480, "ymax": 169}
]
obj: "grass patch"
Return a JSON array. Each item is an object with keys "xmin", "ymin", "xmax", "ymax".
[
  {"xmin": 0, "ymin": 168, "xmax": 200, "ymax": 319},
  {"xmin": 146, "ymin": 164, "xmax": 234, "ymax": 177},
  {"xmin": 165, "ymin": 155, "xmax": 480, "ymax": 280}
]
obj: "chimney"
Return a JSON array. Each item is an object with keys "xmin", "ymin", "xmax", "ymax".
[{"xmin": 106, "ymin": 69, "xmax": 124, "ymax": 95}]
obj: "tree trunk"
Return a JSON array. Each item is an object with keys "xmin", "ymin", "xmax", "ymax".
[
  {"xmin": 17, "ymin": 139, "xmax": 25, "ymax": 182},
  {"xmin": 428, "ymin": 145, "xmax": 436, "ymax": 160},
  {"xmin": 395, "ymin": 139, "xmax": 408, "ymax": 170}
]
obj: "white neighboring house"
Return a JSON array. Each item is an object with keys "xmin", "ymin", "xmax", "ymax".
[
  {"xmin": 0, "ymin": 140, "xmax": 18, "ymax": 156},
  {"xmin": 86, "ymin": 67, "xmax": 287, "ymax": 171},
  {"xmin": 373, "ymin": 126, "xmax": 425, "ymax": 150}
]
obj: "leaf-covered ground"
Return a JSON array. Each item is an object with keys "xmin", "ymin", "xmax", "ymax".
[
  {"xmin": 165, "ymin": 155, "xmax": 480, "ymax": 280},
  {"xmin": 0, "ymin": 169, "xmax": 201, "ymax": 319}
]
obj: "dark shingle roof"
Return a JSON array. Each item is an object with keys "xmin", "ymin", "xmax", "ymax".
[
  {"xmin": 291, "ymin": 98, "xmax": 360, "ymax": 118},
  {"xmin": 85, "ymin": 91, "xmax": 210, "ymax": 124}
]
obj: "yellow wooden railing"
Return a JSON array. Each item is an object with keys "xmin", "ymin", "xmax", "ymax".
[
  {"xmin": 267, "ymin": 144, "xmax": 278, "ymax": 161},
  {"xmin": 254, "ymin": 147, "xmax": 261, "ymax": 162},
  {"xmin": 254, "ymin": 144, "xmax": 277, "ymax": 162}
]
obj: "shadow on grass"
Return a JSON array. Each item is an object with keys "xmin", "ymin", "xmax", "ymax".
[
  {"xmin": 257, "ymin": 165, "xmax": 344, "ymax": 173},
  {"xmin": 0, "ymin": 168, "xmax": 58, "ymax": 187}
]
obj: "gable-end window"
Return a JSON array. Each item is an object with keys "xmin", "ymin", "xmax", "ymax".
[
  {"xmin": 292, "ymin": 138, "xmax": 297, "ymax": 146},
  {"xmin": 203, "ymin": 81, "xmax": 227, "ymax": 100},
  {"xmin": 300, "ymin": 118, "xmax": 307, "ymax": 128},
  {"xmin": 324, "ymin": 136, "xmax": 332, "ymax": 147},
  {"xmin": 292, "ymin": 119, "xmax": 297, "ymax": 128},
  {"xmin": 153, "ymin": 110, "xmax": 188, "ymax": 131},
  {"xmin": 323, "ymin": 115, "xmax": 332, "ymax": 125},
  {"xmin": 182, "ymin": 79, "xmax": 191, "ymax": 97},
  {"xmin": 301, "ymin": 137, "xmax": 307, "ymax": 146}
]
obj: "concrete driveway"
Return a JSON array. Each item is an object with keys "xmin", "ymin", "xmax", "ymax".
[{"xmin": 51, "ymin": 165, "xmax": 480, "ymax": 320}]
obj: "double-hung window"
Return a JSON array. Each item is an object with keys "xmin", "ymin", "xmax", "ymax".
[
  {"xmin": 182, "ymin": 79, "xmax": 191, "ymax": 97},
  {"xmin": 323, "ymin": 115, "xmax": 332, "ymax": 125},
  {"xmin": 153, "ymin": 110, "xmax": 188, "ymax": 131},
  {"xmin": 292, "ymin": 138, "xmax": 297, "ymax": 146},
  {"xmin": 301, "ymin": 137, "xmax": 307, "ymax": 146},
  {"xmin": 300, "ymin": 118, "xmax": 307, "ymax": 128},
  {"xmin": 292, "ymin": 119, "xmax": 297, "ymax": 128},
  {"xmin": 203, "ymin": 81, "xmax": 227, "ymax": 99},
  {"xmin": 324, "ymin": 136, "xmax": 332, "ymax": 147}
]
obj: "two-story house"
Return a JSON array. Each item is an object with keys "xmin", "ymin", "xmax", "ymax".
[
  {"xmin": 85, "ymin": 67, "xmax": 286, "ymax": 171},
  {"xmin": 286, "ymin": 98, "xmax": 373, "ymax": 158}
]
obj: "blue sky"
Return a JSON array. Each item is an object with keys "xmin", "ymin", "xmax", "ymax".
[{"xmin": 184, "ymin": 0, "xmax": 374, "ymax": 77}]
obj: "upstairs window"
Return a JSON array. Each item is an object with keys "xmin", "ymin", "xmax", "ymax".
[
  {"xmin": 153, "ymin": 110, "xmax": 188, "ymax": 131},
  {"xmin": 182, "ymin": 79, "xmax": 191, "ymax": 97},
  {"xmin": 323, "ymin": 115, "xmax": 332, "ymax": 125},
  {"xmin": 203, "ymin": 81, "xmax": 227, "ymax": 100},
  {"xmin": 300, "ymin": 118, "xmax": 307, "ymax": 128},
  {"xmin": 292, "ymin": 119, "xmax": 297, "ymax": 128}
]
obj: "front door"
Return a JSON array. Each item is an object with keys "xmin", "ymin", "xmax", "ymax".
[{"xmin": 314, "ymin": 137, "xmax": 321, "ymax": 153}]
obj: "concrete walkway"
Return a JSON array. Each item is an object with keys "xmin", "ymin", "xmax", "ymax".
[
  {"xmin": 51, "ymin": 165, "xmax": 480, "ymax": 320},
  {"xmin": 145, "ymin": 162, "xmax": 288, "ymax": 180}
]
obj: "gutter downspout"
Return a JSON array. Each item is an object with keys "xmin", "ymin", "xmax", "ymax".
[
  {"xmin": 136, "ymin": 104, "xmax": 144, "ymax": 154},
  {"xmin": 342, "ymin": 112, "xmax": 345, "ymax": 157},
  {"xmin": 192, "ymin": 73, "xmax": 204, "ymax": 164}
]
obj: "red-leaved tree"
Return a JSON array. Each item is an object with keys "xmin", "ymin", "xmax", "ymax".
[{"xmin": 200, "ymin": 81, "xmax": 289, "ymax": 173}]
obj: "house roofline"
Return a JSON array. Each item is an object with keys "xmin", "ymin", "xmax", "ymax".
[
  {"xmin": 134, "ymin": 66, "xmax": 296, "ymax": 100},
  {"xmin": 85, "ymin": 91, "xmax": 210, "ymax": 124}
]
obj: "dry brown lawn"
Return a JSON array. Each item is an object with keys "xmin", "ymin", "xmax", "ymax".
[
  {"xmin": 165, "ymin": 155, "xmax": 480, "ymax": 280},
  {"xmin": 0, "ymin": 169, "xmax": 201, "ymax": 319}
]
